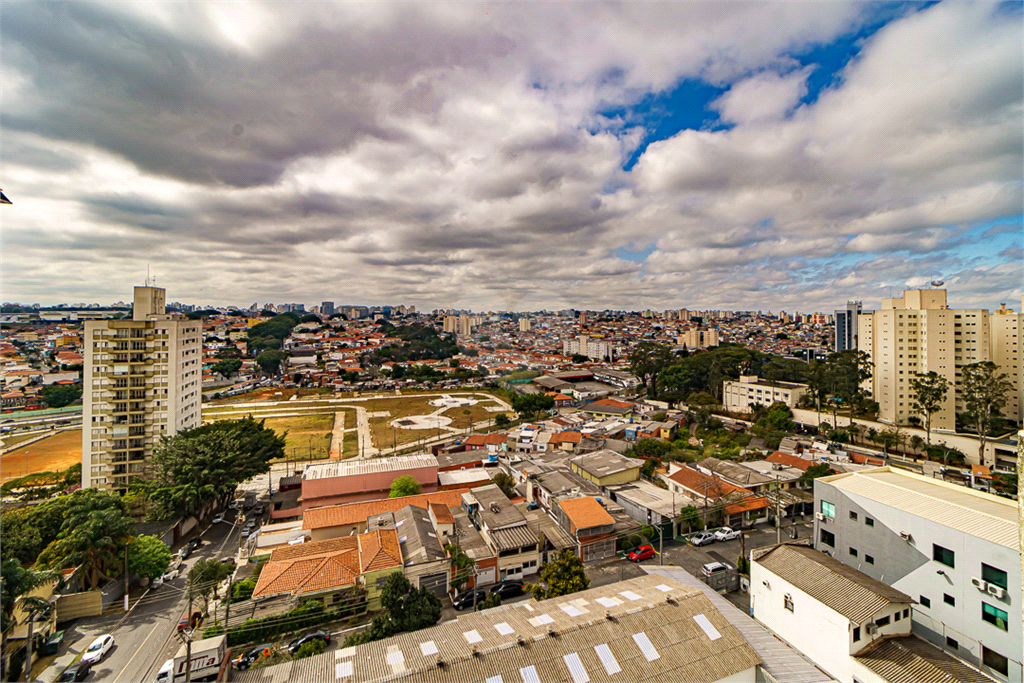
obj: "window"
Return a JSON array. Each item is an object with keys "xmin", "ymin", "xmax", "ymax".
[
  {"xmin": 852, "ymin": 627, "xmax": 860, "ymax": 642},
  {"xmin": 849, "ymin": 547, "xmax": 858, "ymax": 557},
  {"xmin": 865, "ymin": 517, "xmax": 874, "ymax": 527},
  {"xmin": 784, "ymin": 594, "xmax": 794, "ymax": 612},
  {"xmin": 932, "ymin": 544, "xmax": 955, "ymax": 568},
  {"xmin": 943, "ymin": 594, "xmax": 955, "ymax": 607},
  {"xmin": 820, "ymin": 500, "xmax": 835, "ymax": 518},
  {"xmin": 875, "ymin": 616, "xmax": 890, "ymax": 627},
  {"xmin": 894, "ymin": 611, "xmax": 901, "ymax": 622},
  {"xmin": 849, "ymin": 511, "xmax": 858, "ymax": 521},
  {"xmin": 982, "ymin": 603, "xmax": 1008, "ymax": 631},
  {"xmin": 820, "ymin": 529, "xmax": 835, "ymax": 547},
  {"xmin": 902, "ymin": 609, "xmax": 909, "ymax": 619},
  {"xmin": 983, "ymin": 647, "xmax": 1009, "ymax": 676},
  {"xmin": 946, "ymin": 636, "xmax": 958, "ymax": 650},
  {"xmin": 920, "ymin": 596, "xmax": 931, "ymax": 608},
  {"xmin": 865, "ymin": 555, "xmax": 875, "ymax": 565},
  {"xmin": 982, "ymin": 564, "xmax": 1008, "ymax": 590}
]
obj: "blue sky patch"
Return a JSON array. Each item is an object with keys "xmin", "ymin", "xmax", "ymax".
[{"xmin": 613, "ymin": 243, "xmax": 657, "ymax": 262}]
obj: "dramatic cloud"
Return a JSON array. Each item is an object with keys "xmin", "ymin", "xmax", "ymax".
[{"xmin": 2, "ymin": 0, "xmax": 1020, "ymax": 312}]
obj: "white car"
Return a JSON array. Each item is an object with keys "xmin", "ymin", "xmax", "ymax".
[
  {"xmin": 81, "ymin": 635, "xmax": 114, "ymax": 664},
  {"xmin": 713, "ymin": 527, "xmax": 741, "ymax": 542},
  {"xmin": 212, "ymin": 513, "xmax": 225, "ymax": 524}
]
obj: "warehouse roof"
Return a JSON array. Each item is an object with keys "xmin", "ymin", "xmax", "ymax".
[
  {"xmin": 302, "ymin": 453, "xmax": 438, "ymax": 480},
  {"xmin": 235, "ymin": 574, "xmax": 762, "ymax": 683},
  {"xmin": 570, "ymin": 449, "xmax": 641, "ymax": 478},
  {"xmin": 854, "ymin": 635, "xmax": 994, "ymax": 683}
]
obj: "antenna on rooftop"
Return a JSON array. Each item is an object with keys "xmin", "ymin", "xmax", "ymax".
[{"xmin": 930, "ymin": 279, "xmax": 944, "ymax": 288}]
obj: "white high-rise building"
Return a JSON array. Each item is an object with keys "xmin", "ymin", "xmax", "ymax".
[{"xmin": 82, "ymin": 286, "xmax": 202, "ymax": 490}]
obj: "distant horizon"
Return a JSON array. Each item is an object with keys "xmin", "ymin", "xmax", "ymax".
[{"xmin": 3, "ymin": 2, "xmax": 1020, "ymax": 311}]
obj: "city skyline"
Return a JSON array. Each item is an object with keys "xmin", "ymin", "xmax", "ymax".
[{"xmin": 2, "ymin": 1, "xmax": 1021, "ymax": 311}]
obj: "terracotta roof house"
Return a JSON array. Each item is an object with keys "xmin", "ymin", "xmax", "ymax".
[
  {"xmin": 555, "ymin": 496, "xmax": 617, "ymax": 563},
  {"xmin": 303, "ymin": 490, "xmax": 470, "ymax": 541}
]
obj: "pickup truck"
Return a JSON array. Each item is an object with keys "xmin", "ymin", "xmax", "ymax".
[{"xmin": 155, "ymin": 635, "xmax": 227, "ymax": 683}]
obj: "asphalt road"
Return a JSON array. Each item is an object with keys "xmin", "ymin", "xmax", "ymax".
[{"xmin": 79, "ymin": 509, "xmax": 244, "ymax": 683}]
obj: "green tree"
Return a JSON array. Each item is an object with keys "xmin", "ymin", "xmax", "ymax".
[
  {"xmin": 799, "ymin": 463, "xmax": 837, "ymax": 484},
  {"xmin": 678, "ymin": 506, "xmax": 701, "ymax": 534},
  {"xmin": 39, "ymin": 383, "xmax": 82, "ymax": 408},
  {"xmin": 188, "ymin": 558, "xmax": 233, "ymax": 613},
  {"xmin": 295, "ymin": 640, "xmax": 327, "ymax": 659},
  {"xmin": 128, "ymin": 535, "xmax": 173, "ymax": 581},
  {"xmin": 491, "ymin": 472, "xmax": 516, "ymax": 499},
  {"xmin": 256, "ymin": 349, "xmax": 287, "ymax": 375},
  {"xmin": 0, "ymin": 559, "xmax": 60, "ymax": 676},
  {"xmin": 37, "ymin": 504, "xmax": 135, "ymax": 589},
  {"xmin": 477, "ymin": 593, "xmax": 501, "ymax": 610},
  {"xmin": 629, "ymin": 439, "xmax": 673, "ymax": 459},
  {"xmin": 629, "ymin": 342, "xmax": 673, "ymax": 398},
  {"xmin": 389, "ymin": 476, "xmax": 422, "ymax": 498},
  {"xmin": 344, "ymin": 572, "xmax": 442, "ymax": 646},
  {"xmin": 527, "ymin": 549, "xmax": 589, "ymax": 601},
  {"xmin": 959, "ymin": 362, "xmax": 1013, "ymax": 464},
  {"xmin": 494, "ymin": 413, "xmax": 511, "ymax": 428},
  {"xmin": 511, "ymin": 393, "xmax": 555, "ymax": 419},
  {"xmin": 570, "ymin": 354, "xmax": 589, "ymax": 364},
  {"xmin": 908, "ymin": 371, "xmax": 950, "ymax": 445},
  {"xmin": 211, "ymin": 358, "xmax": 243, "ymax": 377}
]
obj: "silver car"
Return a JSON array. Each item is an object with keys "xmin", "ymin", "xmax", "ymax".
[{"xmin": 690, "ymin": 531, "xmax": 716, "ymax": 547}]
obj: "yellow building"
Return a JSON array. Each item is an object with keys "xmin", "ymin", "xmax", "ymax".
[{"xmin": 570, "ymin": 449, "xmax": 640, "ymax": 486}]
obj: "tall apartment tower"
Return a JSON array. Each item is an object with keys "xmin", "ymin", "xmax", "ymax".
[
  {"xmin": 677, "ymin": 328, "xmax": 719, "ymax": 349},
  {"xmin": 443, "ymin": 315, "xmax": 459, "ymax": 334},
  {"xmin": 578, "ymin": 311, "xmax": 588, "ymax": 326},
  {"xmin": 989, "ymin": 300, "xmax": 1022, "ymax": 423},
  {"xmin": 857, "ymin": 290, "xmax": 1019, "ymax": 462},
  {"xmin": 834, "ymin": 301, "xmax": 862, "ymax": 352},
  {"xmin": 519, "ymin": 318, "xmax": 531, "ymax": 332},
  {"xmin": 458, "ymin": 314, "xmax": 473, "ymax": 337},
  {"xmin": 82, "ymin": 286, "xmax": 202, "ymax": 490},
  {"xmin": 321, "ymin": 301, "xmax": 335, "ymax": 316}
]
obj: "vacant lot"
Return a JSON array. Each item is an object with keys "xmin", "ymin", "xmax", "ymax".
[
  {"xmin": 1, "ymin": 429, "xmax": 82, "ymax": 482},
  {"xmin": 262, "ymin": 414, "xmax": 335, "ymax": 461}
]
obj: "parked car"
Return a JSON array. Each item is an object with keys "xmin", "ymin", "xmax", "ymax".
[
  {"xmin": 690, "ymin": 531, "xmax": 716, "ymax": 547},
  {"xmin": 56, "ymin": 661, "xmax": 91, "ymax": 682},
  {"xmin": 490, "ymin": 580, "xmax": 524, "ymax": 599},
  {"xmin": 244, "ymin": 520, "xmax": 256, "ymax": 530},
  {"xmin": 187, "ymin": 537, "xmax": 203, "ymax": 551},
  {"xmin": 452, "ymin": 589, "xmax": 488, "ymax": 610},
  {"xmin": 212, "ymin": 513, "xmax": 225, "ymax": 524},
  {"xmin": 713, "ymin": 527, "xmax": 741, "ymax": 542},
  {"xmin": 234, "ymin": 643, "xmax": 275, "ymax": 670},
  {"xmin": 253, "ymin": 506, "xmax": 265, "ymax": 515},
  {"xmin": 180, "ymin": 545, "xmax": 192, "ymax": 561},
  {"xmin": 628, "ymin": 545, "xmax": 656, "ymax": 562},
  {"xmin": 177, "ymin": 611, "xmax": 203, "ymax": 632},
  {"xmin": 150, "ymin": 575, "xmax": 164, "ymax": 589},
  {"xmin": 81, "ymin": 635, "xmax": 114, "ymax": 664},
  {"xmin": 701, "ymin": 561, "xmax": 733, "ymax": 578},
  {"xmin": 287, "ymin": 630, "xmax": 331, "ymax": 654}
]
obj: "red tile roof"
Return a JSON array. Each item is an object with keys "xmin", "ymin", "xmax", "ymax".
[
  {"xmin": 667, "ymin": 467, "xmax": 747, "ymax": 500},
  {"xmin": 558, "ymin": 497, "xmax": 614, "ymax": 531},
  {"xmin": 766, "ymin": 452, "xmax": 814, "ymax": 472},
  {"xmin": 302, "ymin": 489, "xmax": 470, "ymax": 530}
]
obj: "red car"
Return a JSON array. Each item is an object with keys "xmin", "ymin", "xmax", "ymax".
[
  {"xmin": 628, "ymin": 545, "xmax": 656, "ymax": 562},
  {"xmin": 177, "ymin": 611, "xmax": 202, "ymax": 632}
]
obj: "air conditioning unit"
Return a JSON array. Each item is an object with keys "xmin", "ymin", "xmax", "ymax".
[
  {"xmin": 899, "ymin": 531, "xmax": 912, "ymax": 541},
  {"xmin": 865, "ymin": 623, "xmax": 878, "ymax": 635},
  {"xmin": 971, "ymin": 577, "xmax": 988, "ymax": 591},
  {"xmin": 814, "ymin": 512, "xmax": 826, "ymax": 521},
  {"xmin": 987, "ymin": 585, "xmax": 1007, "ymax": 600}
]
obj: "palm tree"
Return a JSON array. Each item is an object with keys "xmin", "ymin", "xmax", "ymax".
[{"xmin": 0, "ymin": 560, "xmax": 60, "ymax": 679}]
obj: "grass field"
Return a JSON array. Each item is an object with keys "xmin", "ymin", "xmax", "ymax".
[
  {"xmin": 1, "ymin": 431, "xmax": 51, "ymax": 449},
  {"xmin": 1, "ymin": 429, "xmax": 82, "ymax": 483},
  {"xmin": 262, "ymin": 414, "xmax": 335, "ymax": 462}
]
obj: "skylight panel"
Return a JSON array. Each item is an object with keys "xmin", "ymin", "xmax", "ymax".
[
  {"xmin": 420, "ymin": 641, "xmax": 438, "ymax": 656},
  {"xmin": 619, "ymin": 591, "xmax": 642, "ymax": 601},
  {"xmin": 632, "ymin": 632, "xmax": 659, "ymax": 662},
  {"xmin": 464, "ymin": 629, "xmax": 483, "ymax": 644},
  {"xmin": 560, "ymin": 604, "xmax": 583, "ymax": 617},
  {"xmin": 564, "ymin": 653, "xmax": 590, "ymax": 683},
  {"xmin": 693, "ymin": 614, "xmax": 722, "ymax": 641},
  {"xmin": 593, "ymin": 644, "xmax": 621, "ymax": 675},
  {"xmin": 595, "ymin": 597, "xmax": 619, "ymax": 608},
  {"xmin": 536, "ymin": 613, "xmax": 554, "ymax": 624},
  {"xmin": 386, "ymin": 651, "xmax": 404, "ymax": 666},
  {"xmin": 486, "ymin": 677, "xmax": 504, "ymax": 683},
  {"xmin": 520, "ymin": 665, "xmax": 541, "ymax": 683},
  {"xmin": 336, "ymin": 661, "xmax": 353, "ymax": 678},
  {"xmin": 655, "ymin": 584, "xmax": 672, "ymax": 592},
  {"xmin": 495, "ymin": 622, "xmax": 515, "ymax": 636}
]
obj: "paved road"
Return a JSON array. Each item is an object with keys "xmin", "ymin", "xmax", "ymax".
[{"xmin": 76, "ymin": 510, "xmax": 244, "ymax": 683}]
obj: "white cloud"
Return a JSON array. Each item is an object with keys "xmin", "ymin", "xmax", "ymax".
[{"xmin": 712, "ymin": 69, "xmax": 811, "ymax": 124}]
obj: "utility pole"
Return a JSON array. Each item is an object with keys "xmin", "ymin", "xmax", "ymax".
[
  {"xmin": 774, "ymin": 475, "xmax": 782, "ymax": 545},
  {"xmin": 659, "ymin": 524, "xmax": 664, "ymax": 565},
  {"xmin": 184, "ymin": 584, "xmax": 195, "ymax": 683},
  {"xmin": 124, "ymin": 541, "xmax": 130, "ymax": 613}
]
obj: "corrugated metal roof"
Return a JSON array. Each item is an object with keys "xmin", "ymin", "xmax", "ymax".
[
  {"xmin": 755, "ymin": 544, "xmax": 912, "ymax": 625},
  {"xmin": 489, "ymin": 525, "xmax": 539, "ymax": 551},
  {"xmin": 235, "ymin": 574, "xmax": 761, "ymax": 683},
  {"xmin": 302, "ymin": 453, "xmax": 438, "ymax": 480},
  {"xmin": 823, "ymin": 467, "xmax": 1018, "ymax": 549},
  {"xmin": 642, "ymin": 566, "xmax": 835, "ymax": 683},
  {"xmin": 854, "ymin": 636, "xmax": 996, "ymax": 683}
]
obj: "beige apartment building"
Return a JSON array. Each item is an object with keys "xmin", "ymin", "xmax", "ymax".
[
  {"xmin": 82, "ymin": 286, "xmax": 202, "ymax": 490},
  {"xmin": 858, "ymin": 290, "xmax": 1021, "ymax": 446},
  {"xmin": 518, "ymin": 318, "xmax": 531, "ymax": 332},
  {"xmin": 723, "ymin": 375, "xmax": 807, "ymax": 413},
  {"xmin": 443, "ymin": 315, "xmax": 458, "ymax": 334},
  {"xmin": 677, "ymin": 327, "xmax": 719, "ymax": 349}
]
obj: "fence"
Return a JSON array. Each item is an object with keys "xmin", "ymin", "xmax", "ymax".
[
  {"xmin": 99, "ymin": 573, "xmax": 138, "ymax": 612},
  {"xmin": 55, "ymin": 592, "xmax": 103, "ymax": 622}
]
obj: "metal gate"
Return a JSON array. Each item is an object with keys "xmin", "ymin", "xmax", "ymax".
[{"xmin": 419, "ymin": 572, "xmax": 449, "ymax": 597}]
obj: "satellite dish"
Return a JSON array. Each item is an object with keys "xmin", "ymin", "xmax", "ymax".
[{"xmin": 931, "ymin": 280, "xmax": 945, "ymax": 287}]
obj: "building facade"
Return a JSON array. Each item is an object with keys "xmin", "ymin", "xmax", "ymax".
[
  {"xmin": 834, "ymin": 301, "xmax": 862, "ymax": 352},
  {"xmin": 82, "ymin": 286, "xmax": 202, "ymax": 490},
  {"xmin": 814, "ymin": 468, "xmax": 1020, "ymax": 682},
  {"xmin": 723, "ymin": 375, "xmax": 807, "ymax": 413},
  {"xmin": 677, "ymin": 328, "xmax": 720, "ymax": 349}
]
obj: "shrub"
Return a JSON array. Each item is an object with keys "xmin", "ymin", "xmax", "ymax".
[
  {"xmin": 203, "ymin": 621, "xmax": 225, "ymax": 639},
  {"xmin": 628, "ymin": 534, "xmax": 643, "ymax": 549},
  {"xmin": 226, "ymin": 593, "xmax": 366, "ymax": 647},
  {"xmin": 232, "ymin": 578, "xmax": 257, "ymax": 601},
  {"xmin": 294, "ymin": 640, "xmax": 327, "ymax": 659},
  {"xmin": 476, "ymin": 593, "xmax": 501, "ymax": 611}
]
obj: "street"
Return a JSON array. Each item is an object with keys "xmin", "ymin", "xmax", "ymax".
[{"xmin": 64, "ymin": 509, "xmax": 243, "ymax": 683}]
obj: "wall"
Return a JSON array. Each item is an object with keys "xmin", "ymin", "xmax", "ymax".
[
  {"xmin": 814, "ymin": 478, "xmax": 1021, "ymax": 682},
  {"xmin": 301, "ymin": 465, "xmax": 439, "ymax": 503},
  {"xmin": 55, "ymin": 592, "xmax": 103, "ymax": 621}
]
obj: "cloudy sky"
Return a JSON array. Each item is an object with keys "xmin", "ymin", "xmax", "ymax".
[{"xmin": 2, "ymin": 1, "xmax": 1021, "ymax": 313}]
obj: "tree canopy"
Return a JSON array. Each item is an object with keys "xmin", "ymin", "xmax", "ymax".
[
  {"xmin": 247, "ymin": 313, "xmax": 300, "ymax": 352},
  {"xmin": 255, "ymin": 349, "xmax": 287, "ymax": 375},
  {"xmin": 629, "ymin": 342, "xmax": 673, "ymax": 398},
  {"xmin": 39, "ymin": 383, "xmax": 82, "ymax": 408},
  {"xmin": 527, "ymin": 549, "xmax": 589, "ymax": 600},
  {"xmin": 908, "ymin": 371, "xmax": 950, "ymax": 445},
  {"xmin": 959, "ymin": 362, "xmax": 1013, "ymax": 462},
  {"xmin": 389, "ymin": 476, "xmax": 423, "ymax": 498},
  {"xmin": 363, "ymin": 324, "xmax": 459, "ymax": 366},
  {"xmin": 511, "ymin": 393, "xmax": 555, "ymax": 419},
  {"xmin": 211, "ymin": 358, "xmax": 243, "ymax": 377},
  {"xmin": 343, "ymin": 572, "xmax": 442, "ymax": 646},
  {"xmin": 128, "ymin": 535, "xmax": 173, "ymax": 581}
]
